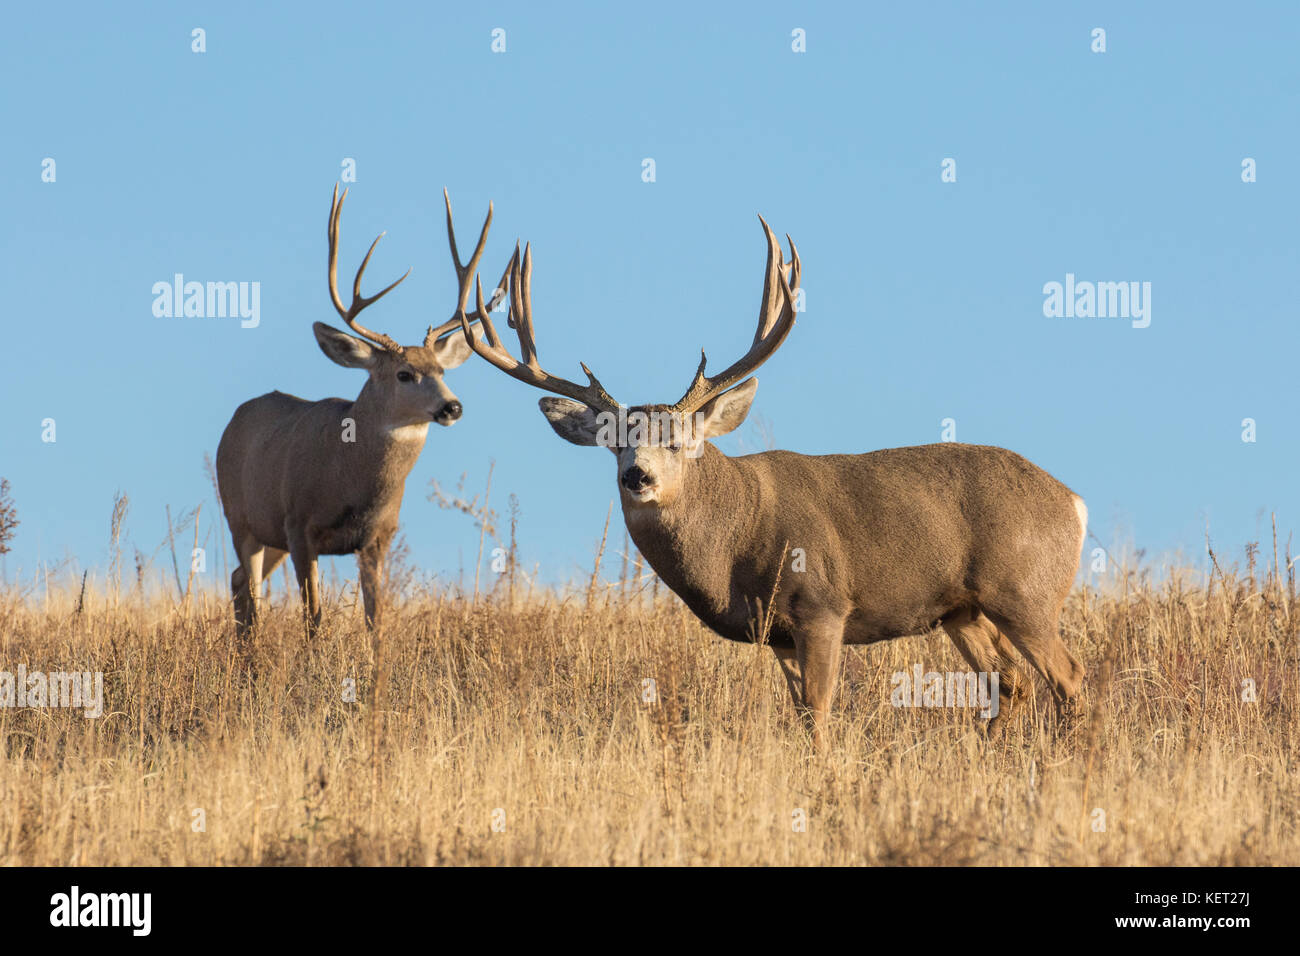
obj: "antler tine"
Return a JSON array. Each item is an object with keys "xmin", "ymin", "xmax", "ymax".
[
  {"xmin": 424, "ymin": 252, "xmax": 513, "ymax": 347},
  {"xmin": 512, "ymin": 242, "xmax": 540, "ymax": 367},
  {"xmin": 470, "ymin": 264, "xmax": 514, "ymax": 356},
  {"xmin": 669, "ymin": 214, "xmax": 801, "ymax": 415},
  {"xmin": 753, "ymin": 215, "xmax": 786, "ymax": 344},
  {"xmin": 426, "ymin": 190, "xmax": 517, "ymax": 348},
  {"xmin": 444, "ymin": 188, "xmax": 493, "ymax": 314},
  {"xmin": 326, "ymin": 184, "xmax": 409, "ymax": 353},
  {"xmin": 785, "ymin": 234, "xmax": 801, "ymax": 301},
  {"xmin": 459, "ymin": 242, "xmax": 619, "ymax": 412}
]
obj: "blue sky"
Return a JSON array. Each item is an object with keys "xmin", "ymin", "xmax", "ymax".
[{"xmin": 1, "ymin": 1, "xmax": 1297, "ymax": 590}]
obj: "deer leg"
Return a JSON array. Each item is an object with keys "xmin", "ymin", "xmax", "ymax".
[
  {"xmin": 304, "ymin": 558, "xmax": 322, "ymax": 634},
  {"xmin": 232, "ymin": 564, "xmax": 251, "ymax": 635},
  {"xmin": 261, "ymin": 547, "xmax": 288, "ymax": 582},
  {"xmin": 357, "ymin": 533, "xmax": 391, "ymax": 631},
  {"xmin": 233, "ymin": 545, "xmax": 287, "ymax": 633},
  {"xmin": 288, "ymin": 537, "xmax": 322, "ymax": 635},
  {"xmin": 771, "ymin": 644, "xmax": 804, "ymax": 712},
  {"xmin": 986, "ymin": 607, "xmax": 1085, "ymax": 709},
  {"xmin": 236, "ymin": 538, "xmax": 266, "ymax": 630},
  {"xmin": 940, "ymin": 608, "xmax": 1029, "ymax": 737},
  {"xmin": 792, "ymin": 611, "xmax": 847, "ymax": 751}
]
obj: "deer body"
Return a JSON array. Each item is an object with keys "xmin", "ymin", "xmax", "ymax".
[
  {"xmin": 460, "ymin": 209, "xmax": 1086, "ymax": 745},
  {"xmin": 217, "ymin": 389, "xmax": 427, "ymax": 627},
  {"xmin": 219, "ymin": 391, "xmax": 418, "ymax": 559},
  {"xmin": 218, "ymin": 334, "xmax": 475, "ymax": 634},
  {"xmin": 217, "ymin": 186, "xmax": 510, "ymax": 637},
  {"xmin": 608, "ymin": 425, "xmax": 1085, "ymax": 746},
  {"xmin": 625, "ymin": 442, "xmax": 1085, "ymax": 655}
]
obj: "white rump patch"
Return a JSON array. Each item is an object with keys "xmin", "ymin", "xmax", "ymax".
[{"xmin": 1072, "ymin": 495, "xmax": 1088, "ymax": 555}]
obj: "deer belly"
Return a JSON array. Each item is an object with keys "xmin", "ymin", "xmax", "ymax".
[
  {"xmin": 311, "ymin": 506, "xmax": 370, "ymax": 555},
  {"xmin": 690, "ymin": 598, "xmax": 795, "ymax": 647},
  {"xmin": 842, "ymin": 606, "xmax": 951, "ymax": 645}
]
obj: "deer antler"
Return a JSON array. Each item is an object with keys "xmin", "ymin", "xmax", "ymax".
[
  {"xmin": 668, "ymin": 216, "xmax": 801, "ymax": 415},
  {"xmin": 422, "ymin": 190, "xmax": 515, "ymax": 349},
  {"xmin": 459, "ymin": 241, "xmax": 620, "ymax": 413},
  {"xmin": 326, "ymin": 184, "xmax": 410, "ymax": 353}
]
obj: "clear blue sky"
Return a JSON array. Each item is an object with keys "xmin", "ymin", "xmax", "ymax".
[{"xmin": 2, "ymin": 1, "xmax": 1296, "ymax": 590}]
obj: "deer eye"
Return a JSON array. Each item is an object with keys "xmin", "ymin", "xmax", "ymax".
[{"xmin": 397, "ymin": 370, "xmax": 415, "ymax": 383}]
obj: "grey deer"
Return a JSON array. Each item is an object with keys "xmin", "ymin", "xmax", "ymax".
[
  {"xmin": 217, "ymin": 186, "xmax": 510, "ymax": 636},
  {"xmin": 458, "ymin": 214, "xmax": 1087, "ymax": 747}
]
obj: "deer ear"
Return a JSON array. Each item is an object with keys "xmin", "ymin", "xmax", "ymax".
[
  {"xmin": 539, "ymin": 397, "xmax": 604, "ymax": 447},
  {"xmin": 313, "ymin": 322, "xmax": 379, "ymax": 369},
  {"xmin": 695, "ymin": 378, "xmax": 758, "ymax": 439},
  {"xmin": 433, "ymin": 326, "xmax": 477, "ymax": 369}
]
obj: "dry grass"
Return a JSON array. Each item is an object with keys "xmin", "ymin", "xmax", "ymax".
[{"xmin": 0, "ymin": 551, "xmax": 1296, "ymax": 866}]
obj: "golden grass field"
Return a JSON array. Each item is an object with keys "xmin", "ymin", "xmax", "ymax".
[{"xmin": 1, "ymin": 534, "xmax": 1295, "ymax": 867}]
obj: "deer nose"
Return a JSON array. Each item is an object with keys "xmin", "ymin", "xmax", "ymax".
[
  {"xmin": 621, "ymin": 465, "xmax": 652, "ymax": 491},
  {"xmin": 435, "ymin": 401, "xmax": 462, "ymax": 423}
]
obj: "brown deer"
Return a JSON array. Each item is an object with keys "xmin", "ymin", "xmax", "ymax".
[
  {"xmin": 458, "ymin": 215, "xmax": 1087, "ymax": 746},
  {"xmin": 216, "ymin": 186, "xmax": 510, "ymax": 636}
]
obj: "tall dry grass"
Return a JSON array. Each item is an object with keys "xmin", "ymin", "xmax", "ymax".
[{"xmin": 0, "ymin": 536, "xmax": 1295, "ymax": 866}]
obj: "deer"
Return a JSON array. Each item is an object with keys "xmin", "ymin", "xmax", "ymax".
[
  {"xmin": 456, "ymin": 214, "xmax": 1088, "ymax": 747},
  {"xmin": 216, "ymin": 185, "xmax": 511, "ymax": 637}
]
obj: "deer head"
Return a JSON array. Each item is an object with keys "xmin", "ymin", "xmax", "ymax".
[
  {"xmin": 460, "ymin": 215, "xmax": 800, "ymax": 506},
  {"xmin": 312, "ymin": 185, "xmax": 513, "ymax": 428}
]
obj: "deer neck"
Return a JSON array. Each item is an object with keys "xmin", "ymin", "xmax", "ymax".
[
  {"xmin": 622, "ymin": 443, "xmax": 759, "ymax": 620},
  {"xmin": 343, "ymin": 382, "xmax": 429, "ymax": 495}
]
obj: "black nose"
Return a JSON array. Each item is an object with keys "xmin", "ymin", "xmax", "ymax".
[
  {"xmin": 621, "ymin": 465, "xmax": 652, "ymax": 491},
  {"xmin": 436, "ymin": 401, "xmax": 462, "ymax": 422}
]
